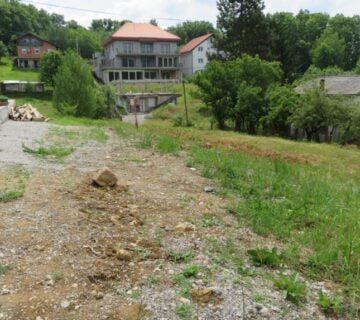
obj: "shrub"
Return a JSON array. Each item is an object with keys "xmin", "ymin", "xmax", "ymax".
[
  {"xmin": 247, "ymin": 247, "xmax": 283, "ymax": 268},
  {"xmin": 182, "ymin": 265, "xmax": 199, "ymax": 278},
  {"xmin": 317, "ymin": 290, "xmax": 343, "ymax": 315},
  {"xmin": 53, "ymin": 50, "xmax": 98, "ymax": 118},
  {"xmin": 273, "ymin": 273, "xmax": 306, "ymax": 304}
]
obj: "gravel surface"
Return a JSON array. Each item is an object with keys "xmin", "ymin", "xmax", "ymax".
[
  {"xmin": 0, "ymin": 121, "xmax": 51, "ymax": 168},
  {"xmin": 0, "ymin": 122, "xmax": 336, "ymax": 320}
]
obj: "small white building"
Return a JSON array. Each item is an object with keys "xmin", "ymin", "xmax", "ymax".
[{"xmin": 180, "ymin": 34, "xmax": 214, "ymax": 76}]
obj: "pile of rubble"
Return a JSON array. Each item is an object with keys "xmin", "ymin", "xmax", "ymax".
[{"xmin": 9, "ymin": 103, "xmax": 48, "ymax": 122}]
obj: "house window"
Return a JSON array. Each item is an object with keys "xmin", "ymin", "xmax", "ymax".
[
  {"xmin": 198, "ymin": 58, "xmax": 204, "ymax": 64},
  {"xmin": 161, "ymin": 43, "xmax": 170, "ymax": 54},
  {"xmin": 198, "ymin": 46, "xmax": 203, "ymax": 52},
  {"xmin": 145, "ymin": 71, "xmax": 157, "ymax": 79},
  {"xmin": 122, "ymin": 57, "xmax": 135, "ymax": 67},
  {"xmin": 137, "ymin": 72, "xmax": 143, "ymax": 80},
  {"xmin": 109, "ymin": 71, "xmax": 114, "ymax": 82},
  {"xmin": 158, "ymin": 57, "xmax": 163, "ymax": 67},
  {"xmin": 169, "ymin": 58, "xmax": 173, "ymax": 67},
  {"xmin": 129, "ymin": 72, "xmax": 136, "ymax": 80},
  {"xmin": 114, "ymin": 72, "xmax": 120, "ymax": 81},
  {"xmin": 123, "ymin": 42, "xmax": 133, "ymax": 54},
  {"xmin": 122, "ymin": 72, "xmax": 129, "ymax": 80},
  {"xmin": 21, "ymin": 48, "xmax": 27, "ymax": 54},
  {"xmin": 141, "ymin": 43, "xmax": 153, "ymax": 53},
  {"xmin": 35, "ymin": 48, "xmax": 40, "ymax": 54},
  {"xmin": 164, "ymin": 58, "xmax": 168, "ymax": 67}
]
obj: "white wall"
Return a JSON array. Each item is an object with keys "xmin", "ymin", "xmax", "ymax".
[
  {"xmin": 192, "ymin": 37, "xmax": 214, "ymax": 74},
  {"xmin": 180, "ymin": 36, "xmax": 215, "ymax": 76},
  {"xmin": 181, "ymin": 52, "xmax": 193, "ymax": 76}
]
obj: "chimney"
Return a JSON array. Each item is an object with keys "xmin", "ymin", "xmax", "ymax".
[{"xmin": 320, "ymin": 78, "xmax": 325, "ymax": 91}]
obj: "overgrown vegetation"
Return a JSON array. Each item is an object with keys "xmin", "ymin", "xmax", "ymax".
[
  {"xmin": 317, "ymin": 290, "xmax": 343, "ymax": 315},
  {"xmin": 273, "ymin": 273, "xmax": 307, "ymax": 304},
  {"xmin": 22, "ymin": 143, "xmax": 74, "ymax": 159},
  {"xmin": 0, "ymin": 166, "xmax": 29, "ymax": 203},
  {"xmin": 189, "ymin": 146, "xmax": 359, "ymax": 306}
]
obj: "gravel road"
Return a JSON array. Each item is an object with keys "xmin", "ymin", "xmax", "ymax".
[{"xmin": 0, "ymin": 121, "xmax": 51, "ymax": 168}]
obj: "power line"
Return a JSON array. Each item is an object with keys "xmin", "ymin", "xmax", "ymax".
[{"xmin": 19, "ymin": 0, "xmax": 187, "ymax": 22}]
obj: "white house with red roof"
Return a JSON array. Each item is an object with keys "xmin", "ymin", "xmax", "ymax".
[
  {"xmin": 180, "ymin": 33, "xmax": 214, "ymax": 76},
  {"xmin": 94, "ymin": 22, "xmax": 182, "ymax": 84}
]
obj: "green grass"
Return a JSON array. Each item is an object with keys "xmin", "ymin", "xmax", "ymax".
[
  {"xmin": 0, "ymin": 166, "xmax": 29, "ymax": 203},
  {"xmin": 190, "ymin": 146, "xmax": 359, "ymax": 307},
  {"xmin": 182, "ymin": 265, "xmax": 199, "ymax": 278},
  {"xmin": 317, "ymin": 290, "xmax": 343, "ymax": 315},
  {"xmin": 175, "ymin": 304, "xmax": 193, "ymax": 319},
  {"xmin": 174, "ymin": 273, "xmax": 192, "ymax": 298},
  {"xmin": 247, "ymin": 248, "xmax": 283, "ymax": 268},
  {"xmin": 22, "ymin": 143, "xmax": 74, "ymax": 159},
  {"xmin": 157, "ymin": 136, "xmax": 180, "ymax": 154},
  {"xmin": 167, "ymin": 250, "xmax": 194, "ymax": 263},
  {"xmin": 273, "ymin": 273, "xmax": 307, "ymax": 304},
  {"xmin": 0, "ymin": 57, "xmax": 39, "ymax": 82},
  {"xmin": 0, "ymin": 264, "xmax": 10, "ymax": 275}
]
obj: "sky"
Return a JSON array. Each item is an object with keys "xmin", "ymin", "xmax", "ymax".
[{"xmin": 21, "ymin": 0, "xmax": 360, "ymax": 28}]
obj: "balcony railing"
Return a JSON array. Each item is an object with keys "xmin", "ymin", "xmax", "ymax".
[
  {"xmin": 116, "ymin": 50, "xmax": 180, "ymax": 56},
  {"xmin": 100, "ymin": 59, "xmax": 179, "ymax": 69}
]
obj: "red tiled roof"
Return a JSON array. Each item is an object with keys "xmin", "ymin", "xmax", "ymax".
[
  {"xmin": 180, "ymin": 34, "xmax": 213, "ymax": 54},
  {"xmin": 104, "ymin": 22, "xmax": 180, "ymax": 46}
]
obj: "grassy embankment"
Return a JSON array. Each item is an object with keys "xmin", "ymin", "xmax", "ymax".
[{"xmin": 2, "ymin": 69, "xmax": 359, "ymax": 314}]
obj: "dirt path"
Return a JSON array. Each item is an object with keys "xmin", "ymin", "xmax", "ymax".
[{"xmin": 0, "ymin": 122, "xmax": 328, "ymax": 320}]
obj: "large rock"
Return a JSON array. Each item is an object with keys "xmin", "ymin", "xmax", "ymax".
[{"xmin": 92, "ymin": 167, "xmax": 118, "ymax": 187}]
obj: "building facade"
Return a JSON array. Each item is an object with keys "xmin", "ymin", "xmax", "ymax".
[
  {"xmin": 94, "ymin": 23, "xmax": 182, "ymax": 84},
  {"xmin": 180, "ymin": 34, "xmax": 214, "ymax": 76},
  {"xmin": 16, "ymin": 33, "xmax": 56, "ymax": 68}
]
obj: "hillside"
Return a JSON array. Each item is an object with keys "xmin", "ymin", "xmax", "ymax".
[{"xmin": 0, "ymin": 85, "xmax": 359, "ymax": 319}]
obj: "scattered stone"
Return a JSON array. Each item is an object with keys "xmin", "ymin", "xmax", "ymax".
[
  {"xmin": 36, "ymin": 316, "xmax": 44, "ymax": 320},
  {"xmin": 259, "ymin": 306, "xmax": 271, "ymax": 318},
  {"xmin": 92, "ymin": 167, "xmax": 118, "ymax": 187},
  {"xmin": 1, "ymin": 288, "xmax": 11, "ymax": 295},
  {"xmin": 191, "ymin": 287, "xmax": 223, "ymax": 304},
  {"xmin": 178, "ymin": 297, "xmax": 191, "ymax": 304},
  {"xmin": 95, "ymin": 292, "xmax": 104, "ymax": 300},
  {"xmin": 60, "ymin": 299, "xmax": 71, "ymax": 309},
  {"xmin": 116, "ymin": 248, "xmax": 132, "ymax": 261},
  {"xmin": 203, "ymin": 186, "xmax": 216, "ymax": 193},
  {"xmin": 175, "ymin": 222, "xmax": 195, "ymax": 232}
]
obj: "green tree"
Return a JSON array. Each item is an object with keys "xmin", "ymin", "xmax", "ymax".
[
  {"xmin": 216, "ymin": 0, "xmax": 269, "ymax": 58},
  {"xmin": 168, "ymin": 20, "xmax": 216, "ymax": 45},
  {"xmin": 235, "ymin": 83, "xmax": 263, "ymax": 134},
  {"xmin": 291, "ymin": 88, "xmax": 333, "ymax": 141},
  {"xmin": 44, "ymin": 26, "xmax": 101, "ymax": 59},
  {"xmin": 193, "ymin": 60, "xmax": 233, "ymax": 129},
  {"xmin": 53, "ymin": 50, "xmax": 97, "ymax": 117},
  {"xmin": 230, "ymin": 55, "xmax": 282, "ymax": 132},
  {"xmin": 0, "ymin": 41, "xmax": 8, "ymax": 60},
  {"xmin": 338, "ymin": 105, "xmax": 360, "ymax": 145},
  {"xmin": 261, "ymin": 85, "xmax": 301, "ymax": 137},
  {"xmin": 39, "ymin": 50, "xmax": 62, "ymax": 86},
  {"xmin": 194, "ymin": 55, "xmax": 282, "ymax": 132},
  {"xmin": 312, "ymin": 29, "xmax": 345, "ymax": 69},
  {"xmin": 329, "ymin": 15, "xmax": 360, "ymax": 70}
]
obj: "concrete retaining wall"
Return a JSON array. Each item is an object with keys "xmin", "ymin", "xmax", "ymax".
[{"xmin": 0, "ymin": 106, "xmax": 9, "ymax": 124}]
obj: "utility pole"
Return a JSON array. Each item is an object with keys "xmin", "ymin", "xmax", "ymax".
[
  {"xmin": 75, "ymin": 37, "xmax": 79, "ymax": 55},
  {"xmin": 182, "ymin": 79, "xmax": 189, "ymax": 126}
]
